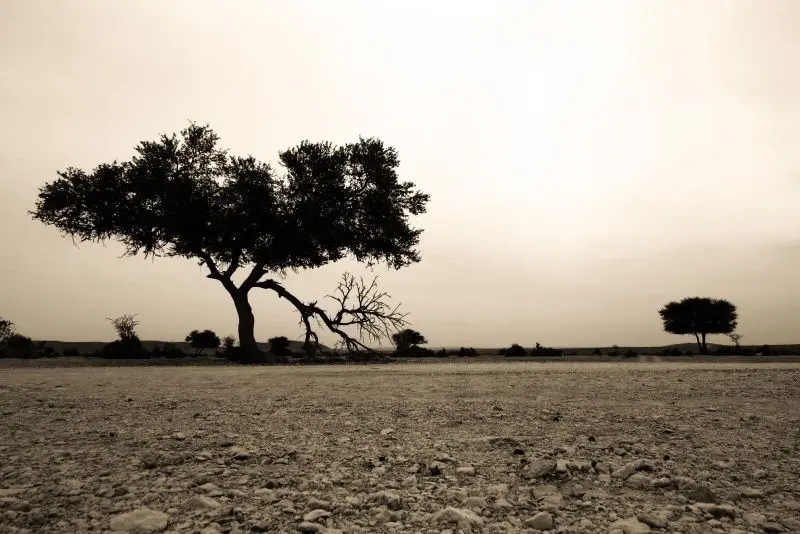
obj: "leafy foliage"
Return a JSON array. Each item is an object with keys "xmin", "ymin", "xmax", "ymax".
[
  {"xmin": 268, "ymin": 336, "xmax": 292, "ymax": 356},
  {"xmin": 529, "ymin": 342, "xmax": 563, "ymax": 357},
  {"xmin": 185, "ymin": 329, "xmax": 221, "ymax": 355},
  {"xmin": 222, "ymin": 336, "xmax": 236, "ymax": 351},
  {"xmin": 0, "ymin": 318, "xmax": 14, "ymax": 344},
  {"xmin": 659, "ymin": 297, "xmax": 738, "ymax": 354},
  {"xmin": 391, "ymin": 328, "xmax": 427, "ymax": 354},
  {"xmin": 503, "ymin": 343, "xmax": 527, "ymax": 357},
  {"xmin": 32, "ymin": 124, "xmax": 429, "ymax": 362}
]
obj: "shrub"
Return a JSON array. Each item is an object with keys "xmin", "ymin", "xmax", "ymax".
[
  {"xmin": 607, "ymin": 344, "xmax": 621, "ymax": 357},
  {"xmin": 4, "ymin": 334, "xmax": 35, "ymax": 358},
  {"xmin": 222, "ymin": 335, "xmax": 236, "ymax": 352},
  {"xmin": 437, "ymin": 348, "xmax": 449, "ymax": 357},
  {"xmin": 504, "ymin": 344, "xmax": 527, "ymax": 357},
  {"xmin": 97, "ymin": 338, "xmax": 150, "ymax": 359},
  {"xmin": 185, "ymin": 329, "xmax": 221, "ymax": 355},
  {"xmin": 623, "ymin": 349, "xmax": 638, "ymax": 358},
  {"xmin": 592, "ymin": 348, "xmax": 603, "ymax": 355},
  {"xmin": 62, "ymin": 347, "xmax": 82, "ymax": 357},
  {"xmin": 404, "ymin": 345, "xmax": 436, "ymax": 357},
  {"xmin": 458, "ymin": 347, "xmax": 478, "ymax": 357},
  {"xmin": 268, "ymin": 336, "xmax": 292, "ymax": 356},
  {"xmin": 529, "ymin": 342, "xmax": 563, "ymax": 357}
]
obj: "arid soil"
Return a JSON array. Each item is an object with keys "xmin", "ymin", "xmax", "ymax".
[{"xmin": 1, "ymin": 361, "xmax": 799, "ymax": 534}]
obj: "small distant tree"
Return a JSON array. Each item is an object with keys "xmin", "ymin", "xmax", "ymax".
[
  {"xmin": 101, "ymin": 314, "xmax": 147, "ymax": 359},
  {"xmin": 727, "ymin": 332, "xmax": 744, "ymax": 353},
  {"xmin": 608, "ymin": 344, "xmax": 621, "ymax": 357},
  {"xmin": 222, "ymin": 335, "xmax": 236, "ymax": 352},
  {"xmin": 0, "ymin": 318, "xmax": 14, "ymax": 344},
  {"xmin": 268, "ymin": 336, "xmax": 292, "ymax": 356},
  {"xmin": 5, "ymin": 334, "xmax": 35, "ymax": 358},
  {"xmin": 107, "ymin": 314, "xmax": 140, "ymax": 341},
  {"xmin": 504, "ymin": 343, "xmax": 527, "ymax": 357},
  {"xmin": 659, "ymin": 297, "xmax": 737, "ymax": 354},
  {"xmin": 391, "ymin": 329, "xmax": 428, "ymax": 354},
  {"xmin": 185, "ymin": 329, "xmax": 221, "ymax": 355}
]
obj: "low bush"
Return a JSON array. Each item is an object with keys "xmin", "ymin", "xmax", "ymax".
[
  {"xmin": 529, "ymin": 342, "xmax": 563, "ymax": 357},
  {"xmin": 504, "ymin": 344, "xmax": 527, "ymax": 357}
]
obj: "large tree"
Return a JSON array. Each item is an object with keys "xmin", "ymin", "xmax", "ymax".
[
  {"xmin": 32, "ymin": 124, "xmax": 429, "ymax": 363},
  {"xmin": 658, "ymin": 297, "xmax": 738, "ymax": 354}
]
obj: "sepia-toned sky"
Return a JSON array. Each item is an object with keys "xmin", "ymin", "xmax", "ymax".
[{"xmin": 1, "ymin": 0, "xmax": 798, "ymax": 347}]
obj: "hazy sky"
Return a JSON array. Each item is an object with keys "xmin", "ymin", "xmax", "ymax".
[{"xmin": 1, "ymin": 0, "xmax": 798, "ymax": 347}]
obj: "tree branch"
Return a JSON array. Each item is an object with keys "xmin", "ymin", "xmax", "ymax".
[
  {"xmin": 196, "ymin": 250, "xmax": 237, "ymax": 293},
  {"xmin": 253, "ymin": 273, "xmax": 408, "ymax": 358}
]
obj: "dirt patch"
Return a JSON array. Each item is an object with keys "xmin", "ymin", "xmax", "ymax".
[{"xmin": 1, "ymin": 362, "xmax": 799, "ymax": 533}]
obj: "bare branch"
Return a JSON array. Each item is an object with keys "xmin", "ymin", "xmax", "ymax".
[{"xmin": 254, "ymin": 272, "xmax": 407, "ymax": 359}]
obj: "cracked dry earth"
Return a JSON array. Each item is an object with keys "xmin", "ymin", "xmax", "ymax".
[{"xmin": 1, "ymin": 361, "xmax": 799, "ymax": 534}]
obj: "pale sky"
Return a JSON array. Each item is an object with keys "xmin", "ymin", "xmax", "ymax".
[{"xmin": 1, "ymin": 0, "xmax": 798, "ymax": 347}]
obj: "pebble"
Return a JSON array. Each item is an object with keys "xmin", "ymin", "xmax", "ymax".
[
  {"xmin": 108, "ymin": 508, "xmax": 169, "ymax": 533},
  {"xmin": 609, "ymin": 517, "xmax": 651, "ymax": 534},
  {"xmin": 524, "ymin": 511, "xmax": 554, "ymax": 530}
]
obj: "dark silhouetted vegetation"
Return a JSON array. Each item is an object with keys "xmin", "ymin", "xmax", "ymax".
[
  {"xmin": 97, "ymin": 314, "xmax": 148, "ymax": 359},
  {"xmin": 529, "ymin": 342, "xmax": 563, "ymax": 357},
  {"xmin": 659, "ymin": 297, "xmax": 737, "ymax": 354},
  {"xmin": 458, "ymin": 347, "xmax": 478, "ymax": 357},
  {"xmin": 392, "ymin": 328, "xmax": 428, "ymax": 355},
  {"xmin": 32, "ymin": 124, "xmax": 429, "ymax": 363},
  {"xmin": 268, "ymin": 336, "xmax": 292, "ymax": 357},
  {"xmin": 185, "ymin": 329, "xmax": 221, "ymax": 355},
  {"xmin": 502, "ymin": 343, "xmax": 527, "ymax": 357}
]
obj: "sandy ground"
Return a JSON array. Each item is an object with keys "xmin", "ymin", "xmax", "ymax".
[{"xmin": 0, "ymin": 361, "xmax": 799, "ymax": 534}]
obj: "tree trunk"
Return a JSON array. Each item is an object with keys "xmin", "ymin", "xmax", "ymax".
[
  {"xmin": 233, "ymin": 291, "xmax": 272, "ymax": 364},
  {"xmin": 701, "ymin": 332, "xmax": 708, "ymax": 354},
  {"xmin": 693, "ymin": 331, "xmax": 702, "ymax": 354}
]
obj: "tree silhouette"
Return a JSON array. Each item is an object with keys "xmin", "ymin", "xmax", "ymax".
[
  {"xmin": 391, "ymin": 328, "xmax": 427, "ymax": 353},
  {"xmin": 0, "ymin": 318, "xmax": 14, "ymax": 344},
  {"xmin": 107, "ymin": 314, "xmax": 140, "ymax": 341},
  {"xmin": 658, "ymin": 297, "xmax": 738, "ymax": 354},
  {"xmin": 727, "ymin": 332, "xmax": 744, "ymax": 353},
  {"xmin": 185, "ymin": 329, "xmax": 221, "ymax": 355},
  {"xmin": 268, "ymin": 336, "xmax": 292, "ymax": 356},
  {"xmin": 32, "ymin": 124, "xmax": 429, "ymax": 363}
]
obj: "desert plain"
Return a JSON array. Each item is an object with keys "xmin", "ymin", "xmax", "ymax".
[{"xmin": 0, "ymin": 360, "xmax": 799, "ymax": 534}]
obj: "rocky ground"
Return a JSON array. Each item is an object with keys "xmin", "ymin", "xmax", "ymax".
[{"xmin": 0, "ymin": 361, "xmax": 798, "ymax": 534}]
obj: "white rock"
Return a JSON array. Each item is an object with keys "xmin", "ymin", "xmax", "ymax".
[
  {"xmin": 431, "ymin": 507, "xmax": 484, "ymax": 532},
  {"xmin": 180, "ymin": 495, "xmax": 221, "ymax": 510},
  {"xmin": 609, "ymin": 518, "xmax": 651, "ymax": 534},
  {"xmin": 109, "ymin": 508, "xmax": 169, "ymax": 533}
]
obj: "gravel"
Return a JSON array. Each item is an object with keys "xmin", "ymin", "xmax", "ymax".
[{"xmin": 0, "ymin": 360, "xmax": 798, "ymax": 533}]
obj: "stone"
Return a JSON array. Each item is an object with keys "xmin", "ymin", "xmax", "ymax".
[
  {"xmin": 526, "ymin": 460, "xmax": 557, "ymax": 479},
  {"xmin": 609, "ymin": 518, "xmax": 651, "ymax": 534},
  {"xmin": 180, "ymin": 495, "xmax": 221, "ymax": 510},
  {"xmin": 611, "ymin": 459, "xmax": 653, "ymax": 480},
  {"xmin": 303, "ymin": 509, "xmax": 331, "ymax": 522},
  {"xmin": 637, "ymin": 512, "xmax": 667, "ymax": 529},
  {"xmin": 431, "ymin": 507, "xmax": 484, "ymax": 532},
  {"xmin": 456, "ymin": 465, "xmax": 476, "ymax": 476},
  {"xmin": 297, "ymin": 522, "xmax": 327, "ymax": 533},
  {"xmin": 108, "ymin": 508, "xmax": 169, "ymax": 533},
  {"xmin": 625, "ymin": 473, "xmax": 652, "ymax": 489},
  {"xmin": 688, "ymin": 484, "xmax": 716, "ymax": 503},
  {"xmin": 525, "ymin": 511, "xmax": 554, "ymax": 530}
]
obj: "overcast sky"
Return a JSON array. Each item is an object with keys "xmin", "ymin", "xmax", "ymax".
[{"xmin": 1, "ymin": 0, "xmax": 798, "ymax": 347}]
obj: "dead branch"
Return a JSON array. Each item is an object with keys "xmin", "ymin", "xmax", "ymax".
[{"xmin": 254, "ymin": 272, "xmax": 408, "ymax": 359}]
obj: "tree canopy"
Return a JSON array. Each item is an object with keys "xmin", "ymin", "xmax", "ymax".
[
  {"xmin": 391, "ymin": 329, "xmax": 428, "ymax": 352},
  {"xmin": 185, "ymin": 329, "xmax": 221, "ymax": 355},
  {"xmin": 32, "ymin": 124, "xmax": 429, "ymax": 362},
  {"xmin": 658, "ymin": 297, "xmax": 738, "ymax": 354}
]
